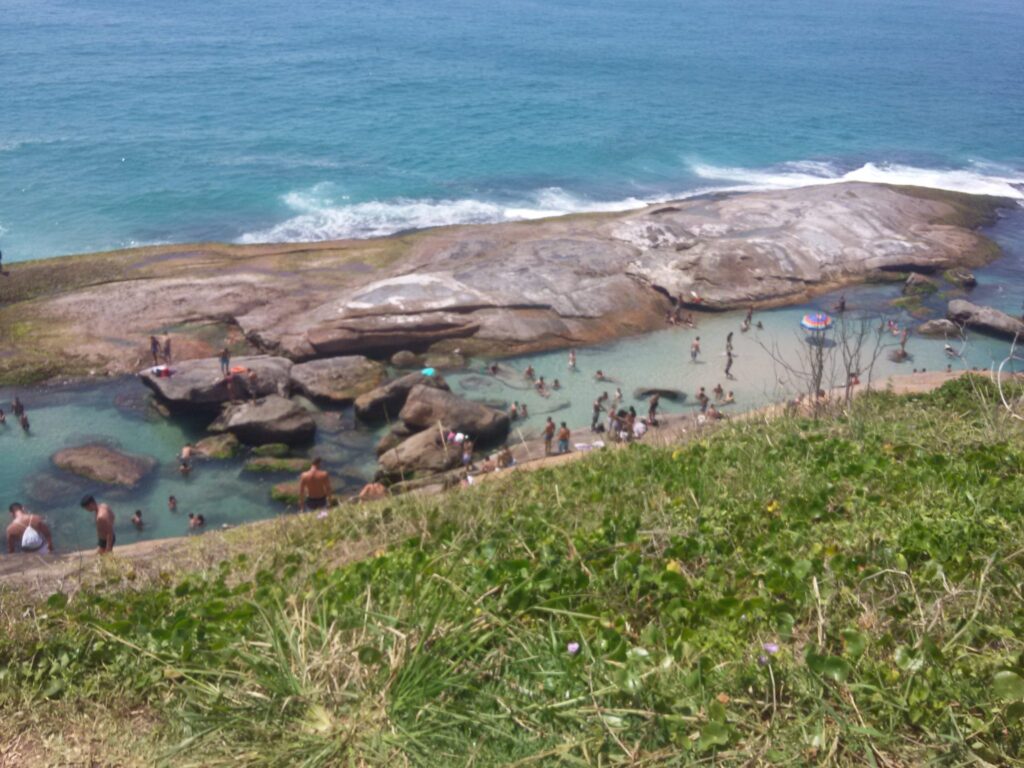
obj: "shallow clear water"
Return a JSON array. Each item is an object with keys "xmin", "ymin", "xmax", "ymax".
[{"xmin": 1, "ymin": 0, "xmax": 1022, "ymax": 260}]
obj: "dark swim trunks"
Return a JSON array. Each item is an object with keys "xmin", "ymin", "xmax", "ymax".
[
  {"xmin": 98, "ymin": 533, "xmax": 116, "ymax": 550},
  {"xmin": 305, "ymin": 496, "xmax": 328, "ymax": 510}
]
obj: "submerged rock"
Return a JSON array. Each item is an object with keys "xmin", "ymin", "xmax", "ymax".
[
  {"xmin": 902, "ymin": 273, "xmax": 937, "ymax": 296},
  {"xmin": 253, "ymin": 443, "xmax": 291, "ymax": 458},
  {"xmin": 354, "ymin": 372, "xmax": 449, "ymax": 423},
  {"xmin": 634, "ymin": 387, "xmax": 687, "ymax": 402},
  {"xmin": 24, "ymin": 472, "xmax": 88, "ymax": 506},
  {"xmin": 947, "ymin": 300, "xmax": 1024, "ymax": 339},
  {"xmin": 943, "ymin": 267, "xmax": 977, "ymax": 288},
  {"xmin": 243, "ymin": 457, "xmax": 310, "ymax": 473},
  {"xmin": 289, "ymin": 356, "xmax": 385, "ymax": 404},
  {"xmin": 52, "ymin": 443, "xmax": 157, "ymax": 487},
  {"xmin": 209, "ymin": 396, "xmax": 316, "ymax": 446},
  {"xmin": 390, "ymin": 350, "xmax": 422, "ymax": 369},
  {"xmin": 140, "ymin": 355, "xmax": 292, "ymax": 409}
]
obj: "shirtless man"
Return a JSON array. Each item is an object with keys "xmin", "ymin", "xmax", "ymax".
[
  {"xmin": 690, "ymin": 337, "xmax": 701, "ymax": 362},
  {"xmin": 543, "ymin": 416, "xmax": 556, "ymax": 455},
  {"xmin": 358, "ymin": 482, "xmax": 387, "ymax": 502},
  {"xmin": 298, "ymin": 457, "xmax": 333, "ymax": 512},
  {"xmin": 179, "ymin": 443, "xmax": 193, "ymax": 475},
  {"xmin": 7, "ymin": 503, "xmax": 53, "ymax": 554},
  {"xmin": 81, "ymin": 495, "xmax": 115, "ymax": 555}
]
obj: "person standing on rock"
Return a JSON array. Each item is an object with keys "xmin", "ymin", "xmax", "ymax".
[
  {"xmin": 219, "ymin": 347, "xmax": 231, "ymax": 376},
  {"xmin": 557, "ymin": 422, "xmax": 571, "ymax": 454},
  {"xmin": 543, "ymin": 417, "xmax": 556, "ymax": 455},
  {"xmin": 690, "ymin": 337, "xmax": 701, "ymax": 363},
  {"xmin": 725, "ymin": 349, "xmax": 734, "ymax": 379},
  {"xmin": 81, "ymin": 495, "xmax": 115, "ymax": 555},
  {"xmin": 162, "ymin": 336, "xmax": 172, "ymax": 365},
  {"xmin": 150, "ymin": 336, "xmax": 161, "ymax": 366},
  {"xmin": 7, "ymin": 503, "xmax": 53, "ymax": 554},
  {"xmin": 298, "ymin": 458, "xmax": 333, "ymax": 512},
  {"xmin": 647, "ymin": 394, "xmax": 660, "ymax": 425},
  {"xmin": 591, "ymin": 393, "xmax": 606, "ymax": 431}
]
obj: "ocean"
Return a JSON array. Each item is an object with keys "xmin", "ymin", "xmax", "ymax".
[{"xmin": 1, "ymin": 0, "xmax": 1022, "ymax": 262}]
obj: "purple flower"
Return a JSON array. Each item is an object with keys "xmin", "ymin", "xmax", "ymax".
[
  {"xmin": 567, "ymin": 642, "xmax": 580, "ymax": 655},
  {"xmin": 762, "ymin": 642, "xmax": 779, "ymax": 655},
  {"xmin": 758, "ymin": 655, "xmax": 769, "ymax": 666},
  {"xmin": 317, "ymin": 510, "xmax": 329, "ymax": 520}
]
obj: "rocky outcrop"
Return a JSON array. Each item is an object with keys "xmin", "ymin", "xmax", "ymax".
[
  {"xmin": 390, "ymin": 350, "xmax": 422, "ymax": 369},
  {"xmin": 140, "ymin": 356, "xmax": 292, "ymax": 408},
  {"xmin": 354, "ymin": 372, "xmax": 449, "ymax": 423},
  {"xmin": 377, "ymin": 428, "xmax": 461, "ymax": 479},
  {"xmin": 289, "ymin": 356, "xmax": 385, "ymax": 404},
  {"xmin": 917, "ymin": 318, "xmax": 962, "ymax": 337},
  {"xmin": 947, "ymin": 300, "xmax": 1024, "ymax": 339},
  {"xmin": 398, "ymin": 385, "xmax": 510, "ymax": 444},
  {"xmin": 52, "ymin": 444, "xmax": 157, "ymax": 487},
  {"xmin": 243, "ymin": 457, "xmax": 310, "ymax": 473},
  {"xmin": 209, "ymin": 396, "xmax": 316, "ymax": 445},
  {"xmin": 6, "ymin": 183, "xmax": 1009, "ymax": 389}
]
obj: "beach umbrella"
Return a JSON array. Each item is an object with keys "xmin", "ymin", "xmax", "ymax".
[{"xmin": 800, "ymin": 312, "xmax": 833, "ymax": 332}]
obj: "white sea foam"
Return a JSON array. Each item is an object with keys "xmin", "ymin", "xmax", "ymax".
[
  {"xmin": 237, "ymin": 186, "xmax": 653, "ymax": 244},
  {"xmin": 690, "ymin": 160, "xmax": 1024, "ymax": 200},
  {"xmin": 237, "ymin": 159, "xmax": 1024, "ymax": 244}
]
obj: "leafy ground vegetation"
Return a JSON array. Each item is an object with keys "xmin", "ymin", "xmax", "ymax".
[{"xmin": 1, "ymin": 376, "xmax": 1023, "ymax": 766}]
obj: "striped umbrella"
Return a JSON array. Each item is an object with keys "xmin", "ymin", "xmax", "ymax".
[{"xmin": 800, "ymin": 312, "xmax": 833, "ymax": 332}]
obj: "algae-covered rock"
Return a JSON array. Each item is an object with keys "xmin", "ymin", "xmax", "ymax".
[
  {"xmin": 271, "ymin": 481, "xmax": 300, "ymax": 505},
  {"xmin": 943, "ymin": 267, "xmax": 977, "ymax": 288},
  {"xmin": 902, "ymin": 273, "xmax": 937, "ymax": 296},
  {"xmin": 194, "ymin": 433, "xmax": 240, "ymax": 460},
  {"xmin": 289, "ymin": 356, "xmax": 386, "ymax": 405},
  {"xmin": 253, "ymin": 443, "xmax": 290, "ymax": 457},
  {"xmin": 243, "ymin": 457, "xmax": 310, "ymax": 474}
]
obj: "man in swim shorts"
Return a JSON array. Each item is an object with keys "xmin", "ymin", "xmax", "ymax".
[
  {"xmin": 7, "ymin": 503, "xmax": 54, "ymax": 554},
  {"xmin": 81, "ymin": 494, "xmax": 115, "ymax": 555},
  {"xmin": 298, "ymin": 457, "xmax": 333, "ymax": 512}
]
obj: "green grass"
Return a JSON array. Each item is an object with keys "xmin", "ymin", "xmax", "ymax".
[{"xmin": 2, "ymin": 376, "xmax": 1024, "ymax": 766}]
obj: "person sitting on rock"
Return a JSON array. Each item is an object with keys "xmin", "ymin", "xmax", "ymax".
[{"xmin": 359, "ymin": 482, "xmax": 388, "ymax": 502}]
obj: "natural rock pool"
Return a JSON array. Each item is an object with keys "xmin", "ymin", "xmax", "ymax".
[{"xmin": 3, "ymin": 208, "xmax": 1023, "ymax": 554}]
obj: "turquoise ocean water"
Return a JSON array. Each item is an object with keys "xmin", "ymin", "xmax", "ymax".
[
  {"xmin": 1, "ymin": 0, "xmax": 1022, "ymax": 260},
  {"xmin": 2, "ymin": 0, "xmax": 1024, "ymax": 552}
]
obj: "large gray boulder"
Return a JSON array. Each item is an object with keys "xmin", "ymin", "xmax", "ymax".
[
  {"xmin": 52, "ymin": 443, "xmax": 157, "ymax": 487},
  {"xmin": 399, "ymin": 385, "xmax": 510, "ymax": 444},
  {"xmin": 289, "ymin": 356, "xmax": 385, "ymax": 404},
  {"xmin": 209, "ymin": 396, "xmax": 316, "ymax": 445},
  {"xmin": 947, "ymin": 300, "xmax": 1024, "ymax": 339},
  {"xmin": 377, "ymin": 428, "xmax": 461, "ymax": 479},
  {"xmin": 354, "ymin": 372, "xmax": 449, "ymax": 423},
  {"xmin": 140, "ymin": 355, "xmax": 292, "ymax": 408},
  {"xmin": 917, "ymin": 318, "xmax": 961, "ymax": 337}
]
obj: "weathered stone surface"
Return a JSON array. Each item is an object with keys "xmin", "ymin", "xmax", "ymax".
[
  {"xmin": 947, "ymin": 300, "xmax": 1024, "ymax": 339},
  {"xmin": 903, "ymin": 273, "xmax": 937, "ymax": 296},
  {"xmin": 390, "ymin": 350, "xmax": 422, "ymax": 369},
  {"xmin": 194, "ymin": 433, "xmax": 240, "ymax": 459},
  {"xmin": 398, "ymin": 385, "xmax": 510, "ymax": 444},
  {"xmin": 7, "ymin": 183, "xmax": 1008, "ymax": 388},
  {"xmin": 24, "ymin": 472, "xmax": 87, "ymax": 506},
  {"xmin": 289, "ymin": 356, "xmax": 385, "ymax": 404},
  {"xmin": 375, "ymin": 423, "xmax": 414, "ymax": 456},
  {"xmin": 377, "ymin": 428, "xmax": 461, "ymax": 479},
  {"xmin": 917, "ymin": 318, "xmax": 961, "ymax": 337},
  {"xmin": 271, "ymin": 481, "xmax": 301, "ymax": 505},
  {"xmin": 140, "ymin": 355, "xmax": 292, "ymax": 408},
  {"xmin": 209, "ymin": 396, "xmax": 316, "ymax": 445},
  {"xmin": 354, "ymin": 372, "xmax": 449, "ymax": 423},
  {"xmin": 253, "ymin": 443, "xmax": 290, "ymax": 457},
  {"xmin": 52, "ymin": 444, "xmax": 157, "ymax": 487},
  {"xmin": 423, "ymin": 351, "xmax": 467, "ymax": 370}
]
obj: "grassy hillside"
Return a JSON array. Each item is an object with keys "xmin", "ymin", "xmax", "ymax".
[{"xmin": 2, "ymin": 376, "xmax": 1023, "ymax": 766}]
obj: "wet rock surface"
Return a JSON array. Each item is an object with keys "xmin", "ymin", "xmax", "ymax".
[
  {"xmin": 52, "ymin": 443, "xmax": 158, "ymax": 487},
  {"xmin": 209, "ymin": 396, "xmax": 316, "ymax": 445}
]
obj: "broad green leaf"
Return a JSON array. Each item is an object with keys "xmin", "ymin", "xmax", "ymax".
[
  {"xmin": 841, "ymin": 629, "xmax": 867, "ymax": 659},
  {"xmin": 993, "ymin": 671, "xmax": 1024, "ymax": 701},
  {"xmin": 807, "ymin": 653, "xmax": 851, "ymax": 683},
  {"xmin": 698, "ymin": 722, "xmax": 730, "ymax": 750}
]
